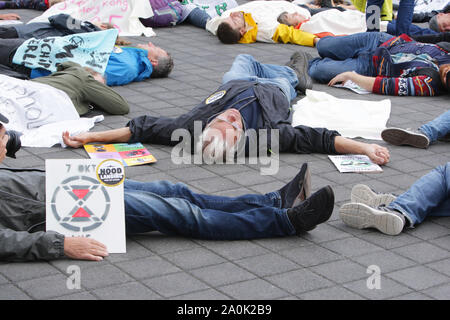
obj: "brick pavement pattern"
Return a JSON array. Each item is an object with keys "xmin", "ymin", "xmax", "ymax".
[{"xmin": 0, "ymin": 3, "xmax": 449, "ymax": 300}]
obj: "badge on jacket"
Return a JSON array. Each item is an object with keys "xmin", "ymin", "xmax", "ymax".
[{"xmin": 205, "ymin": 90, "xmax": 226, "ymax": 104}]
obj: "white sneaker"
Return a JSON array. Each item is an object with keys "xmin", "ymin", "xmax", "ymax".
[
  {"xmin": 351, "ymin": 184, "xmax": 396, "ymax": 208},
  {"xmin": 339, "ymin": 203, "xmax": 405, "ymax": 236}
]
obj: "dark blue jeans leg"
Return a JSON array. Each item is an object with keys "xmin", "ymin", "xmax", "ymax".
[
  {"xmin": 185, "ymin": 7, "xmax": 211, "ymax": 29},
  {"xmin": 123, "ymin": 181, "xmax": 294, "ymax": 240},
  {"xmin": 395, "ymin": 0, "xmax": 415, "ymax": 35},
  {"xmin": 387, "ymin": 20, "xmax": 438, "ymax": 36}
]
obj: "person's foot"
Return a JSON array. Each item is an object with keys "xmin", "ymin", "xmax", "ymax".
[
  {"xmin": 339, "ymin": 203, "xmax": 405, "ymax": 235},
  {"xmin": 286, "ymin": 51, "xmax": 313, "ymax": 94},
  {"xmin": 278, "ymin": 163, "xmax": 311, "ymax": 208},
  {"xmin": 381, "ymin": 127, "xmax": 430, "ymax": 149},
  {"xmin": 287, "ymin": 185, "xmax": 334, "ymax": 233},
  {"xmin": 350, "ymin": 184, "xmax": 396, "ymax": 208}
]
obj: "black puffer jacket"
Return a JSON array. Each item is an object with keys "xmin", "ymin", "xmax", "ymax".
[{"xmin": 0, "ymin": 168, "xmax": 65, "ymax": 261}]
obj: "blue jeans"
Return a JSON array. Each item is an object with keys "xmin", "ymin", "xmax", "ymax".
[
  {"xmin": 366, "ymin": 0, "xmax": 415, "ymax": 35},
  {"xmin": 222, "ymin": 54, "xmax": 299, "ymax": 102},
  {"xmin": 308, "ymin": 32, "xmax": 393, "ymax": 83},
  {"xmin": 388, "ymin": 163, "xmax": 450, "ymax": 225},
  {"xmin": 185, "ymin": 7, "xmax": 211, "ymax": 29},
  {"xmin": 419, "ymin": 110, "xmax": 450, "ymax": 143},
  {"xmin": 387, "ymin": 20, "xmax": 438, "ymax": 36},
  {"xmin": 123, "ymin": 180, "xmax": 295, "ymax": 240}
]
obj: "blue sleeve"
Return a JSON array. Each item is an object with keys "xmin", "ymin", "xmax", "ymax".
[{"xmin": 105, "ymin": 48, "xmax": 153, "ymax": 86}]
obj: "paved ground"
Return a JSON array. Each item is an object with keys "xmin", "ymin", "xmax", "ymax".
[{"xmin": 0, "ymin": 3, "xmax": 449, "ymax": 301}]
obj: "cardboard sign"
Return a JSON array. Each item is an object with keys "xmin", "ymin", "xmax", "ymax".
[{"xmin": 46, "ymin": 159, "xmax": 126, "ymax": 253}]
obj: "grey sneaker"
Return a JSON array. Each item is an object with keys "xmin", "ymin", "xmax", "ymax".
[
  {"xmin": 381, "ymin": 127, "xmax": 430, "ymax": 148},
  {"xmin": 351, "ymin": 184, "xmax": 396, "ymax": 208},
  {"xmin": 286, "ymin": 51, "xmax": 313, "ymax": 94},
  {"xmin": 339, "ymin": 203, "xmax": 405, "ymax": 235}
]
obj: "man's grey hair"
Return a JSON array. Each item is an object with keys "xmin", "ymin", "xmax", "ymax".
[
  {"xmin": 277, "ymin": 11, "xmax": 289, "ymax": 25},
  {"xmin": 151, "ymin": 52, "xmax": 174, "ymax": 78},
  {"xmin": 429, "ymin": 15, "xmax": 440, "ymax": 32},
  {"xmin": 196, "ymin": 127, "xmax": 238, "ymax": 164}
]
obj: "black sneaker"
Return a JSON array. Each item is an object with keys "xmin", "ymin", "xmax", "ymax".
[
  {"xmin": 381, "ymin": 127, "xmax": 430, "ymax": 148},
  {"xmin": 278, "ymin": 163, "xmax": 311, "ymax": 208},
  {"xmin": 286, "ymin": 51, "xmax": 313, "ymax": 94},
  {"xmin": 286, "ymin": 185, "xmax": 334, "ymax": 233}
]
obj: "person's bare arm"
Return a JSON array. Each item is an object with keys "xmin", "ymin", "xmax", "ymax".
[
  {"xmin": 328, "ymin": 71, "xmax": 376, "ymax": 91},
  {"xmin": 0, "ymin": 13, "xmax": 20, "ymax": 20},
  {"xmin": 334, "ymin": 136, "xmax": 390, "ymax": 165},
  {"xmin": 62, "ymin": 127, "xmax": 132, "ymax": 148}
]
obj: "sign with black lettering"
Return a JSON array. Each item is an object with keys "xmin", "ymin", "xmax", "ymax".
[
  {"xmin": 46, "ymin": 159, "xmax": 126, "ymax": 253},
  {"xmin": 12, "ymin": 29, "xmax": 118, "ymax": 74}
]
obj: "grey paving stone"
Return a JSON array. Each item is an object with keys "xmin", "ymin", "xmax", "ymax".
[
  {"xmin": 51, "ymin": 292, "xmax": 97, "ymax": 300},
  {"xmin": 163, "ymin": 247, "xmax": 226, "ymax": 270},
  {"xmin": 92, "ymin": 282, "xmax": 161, "ymax": 300},
  {"xmin": 387, "ymin": 266, "xmax": 449, "ymax": 291},
  {"xmin": 133, "ymin": 235, "xmax": 201, "ymax": 255},
  {"xmin": 299, "ymin": 223, "xmax": 353, "ymax": 244},
  {"xmin": 170, "ymin": 288, "xmax": 231, "ymax": 300},
  {"xmin": 218, "ymin": 278, "xmax": 288, "ymax": 300},
  {"xmin": 351, "ymin": 250, "xmax": 417, "ymax": 274},
  {"xmin": 355, "ymin": 231, "xmax": 422, "ymax": 250},
  {"xmin": 321, "ymin": 237, "xmax": 384, "ymax": 258},
  {"xmin": 390, "ymin": 292, "xmax": 434, "ymax": 300},
  {"xmin": 310, "ymin": 260, "xmax": 369, "ymax": 284},
  {"xmin": 343, "ymin": 278, "xmax": 412, "ymax": 300},
  {"xmin": 17, "ymin": 274, "xmax": 76, "ymax": 299},
  {"xmin": 298, "ymin": 286, "xmax": 365, "ymax": 300},
  {"xmin": 404, "ymin": 223, "xmax": 450, "ymax": 241},
  {"xmin": 426, "ymin": 258, "xmax": 450, "ymax": 277},
  {"xmin": 266, "ymin": 269, "xmax": 333, "ymax": 295},
  {"xmin": 235, "ymin": 253, "xmax": 300, "ymax": 277},
  {"xmin": 194, "ymin": 240, "xmax": 270, "ymax": 260},
  {"xmin": 190, "ymin": 262, "xmax": 256, "ymax": 287},
  {"xmin": 422, "ymin": 283, "xmax": 450, "ymax": 300},
  {"xmin": 392, "ymin": 242, "xmax": 450, "ymax": 264},
  {"xmin": 280, "ymin": 244, "xmax": 342, "ymax": 268},
  {"xmin": 115, "ymin": 256, "xmax": 180, "ymax": 280},
  {"xmin": 79, "ymin": 265, "xmax": 134, "ymax": 290},
  {"xmin": 0, "ymin": 262, "xmax": 60, "ymax": 282},
  {"xmin": 143, "ymin": 272, "xmax": 210, "ymax": 298},
  {"xmin": 0, "ymin": 284, "xmax": 30, "ymax": 300},
  {"xmin": 253, "ymin": 236, "xmax": 313, "ymax": 252}
]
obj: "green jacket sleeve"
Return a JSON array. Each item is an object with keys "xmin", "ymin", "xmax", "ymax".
[{"xmin": 82, "ymin": 76, "xmax": 130, "ymax": 115}]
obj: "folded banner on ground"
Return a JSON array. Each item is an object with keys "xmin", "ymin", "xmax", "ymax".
[{"xmin": 291, "ymin": 89, "xmax": 391, "ymax": 140}]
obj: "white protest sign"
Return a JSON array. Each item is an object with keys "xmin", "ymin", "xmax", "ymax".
[
  {"xmin": 46, "ymin": 159, "xmax": 126, "ymax": 253},
  {"xmin": 29, "ymin": 0, "xmax": 155, "ymax": 37}
]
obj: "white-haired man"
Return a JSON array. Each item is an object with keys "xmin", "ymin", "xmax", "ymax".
[{"xmin": 63, "ymin": 53, "xmax": 390, "ymax": 166}]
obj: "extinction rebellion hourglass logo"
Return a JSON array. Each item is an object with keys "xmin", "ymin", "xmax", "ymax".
[{"xmin": 50, "ymin": 159, "xmax": 124, "ymax": 232}]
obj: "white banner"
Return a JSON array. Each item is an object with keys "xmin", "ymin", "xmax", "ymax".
[{"xmin": 29, "ymin": 0, "xmax": 156, "ymax": 37}]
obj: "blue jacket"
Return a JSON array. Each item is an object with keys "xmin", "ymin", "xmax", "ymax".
[{"xmin": 105, "ymin": 47, "xmax": 153, "ymax": 86}]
